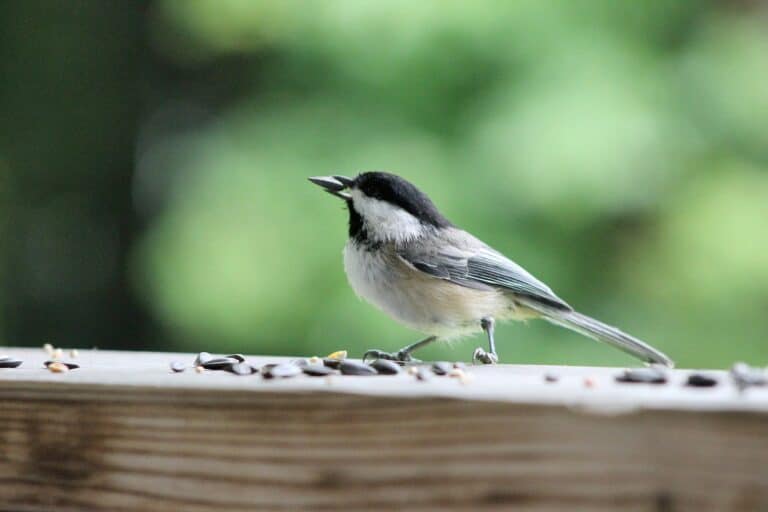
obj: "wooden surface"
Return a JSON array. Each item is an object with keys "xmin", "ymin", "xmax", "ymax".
[{"xmin": 1, "ymin": 348, "xmax": 767, "ymax": 511}]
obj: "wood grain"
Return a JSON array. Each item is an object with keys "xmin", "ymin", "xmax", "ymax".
[{"xmin": 1, "ymin": 348, "xmax": 767, "ymax": 511}]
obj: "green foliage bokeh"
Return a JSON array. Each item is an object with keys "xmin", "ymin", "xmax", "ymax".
[{"xmin": 3, "ymin": 1, "xmax": 767, "ymax": 368}]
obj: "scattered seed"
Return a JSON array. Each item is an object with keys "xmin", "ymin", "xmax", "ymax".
[
  {"xmin": 302, "ymin": 365, "xmax": 334, "ymax": 376},
  {"xmin": 453, "ymin": 362, "xmax": 466, "ymax": 370},
  {"xmin": 44, "ymin": 361, "xmax": 79, "ymax": 370},
  {"xmin": 370, "ymin": 359, "xmax": 401, "ymax": 375},
  {"xmin": 583, "ymin": 377, "xmax": 596, "ymax": 388},
  {"xmin": 194, "ymin": 352, "xmax": 213, "ymax": 366},
  {"xmin": 227, "ymin": 362, "xmax": 254, "ymax": 376},
  {"xmin": 48, "ymin": 362, "xmax": 69, "ymax": 373},
  {"xmin": 260, "ymin": 363, "xmax": 277, "ymax": 376},
  {"xmin": 201, "ymin": 358, "xmax": 239, "ymax": 371},
  {"xmin": 70, "ymin": 349, "xmax": 79, "ymax": 359},
  {"xmin": 195, "ymin": 365, "xmax": 205, "ymax": 373},
  {"xmin": 43, "ymin": 343, "xmax": 54, "ymax": 356},
  {"xmin": 730, "ymin": 362, "xmax": 766, "ymax": 391},
  {"xmin": 326, "ymin": 350, "xmax": 348, "ymax": 360},
  {"xmin": 407, "ymin": 366, "xmax": 419, "ymax": 376},
  {"xmin": 169, "ymin": 361, "xmax": 186, "ymax": 373},
  {"xmin": 52, "ymin": 348, "xmax": 64, "ymax": 360},
  {"xmin": 431, "ymin": 362, "xmax": 452, "ymax": 376},
  {"xmin": 308, "ymin": 356, "xmax": 321, "ymax": 365},
  {"xmin": 544, "ymin": 373, "xmax": 559, "ymax": 383},
  {"xmin": 226, "ymin": 354, "xmax": 245, "ymax": 363},
  {"xmin": 340, "ymin": 360, "xmax": 377, "ymax": 376},
  {"xmin": 615, "ymin": 367, "xmax": 667, "ymax": 384},
  {"xmin": 323, "ymin": 358, "xmax": 342, "ymax": 369},
  {"xmin": 414, "ymin": 367, "xmax": 430, "ymax": 381},
  {"xmin": 263, "ymin": 363, "xmax": 302, "ymax": 379},
  {"xmin": 449, "ymin": 368, "xmax": 473, "ymax": 384},
  {"xmin": 0, "ymin": 358, "xmax": 22, "ymax": 369},
  {"xmin": 686, "ymin": 373, "xmax": 718, "ymax": 388}
]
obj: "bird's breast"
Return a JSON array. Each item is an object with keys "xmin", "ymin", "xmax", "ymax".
[{"xmin": 343, "ymin": 242, "xmax": 521, "ymax": 337}]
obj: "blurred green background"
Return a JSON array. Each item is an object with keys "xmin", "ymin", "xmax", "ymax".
[{"xmin": 1, "ymin": 0, "xmax": 766, "ymax": 368}]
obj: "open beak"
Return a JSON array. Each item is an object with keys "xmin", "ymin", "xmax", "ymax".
[{"xmin": 308, "ymin": 175, "xmax": 353, "ymax": 200}]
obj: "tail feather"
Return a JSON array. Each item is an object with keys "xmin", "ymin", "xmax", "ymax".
[{"xmin": 521, "ymin": 302, "xmax": 674, "ymax": 367}]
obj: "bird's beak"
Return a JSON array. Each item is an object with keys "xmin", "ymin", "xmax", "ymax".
[{"xmin": 308, "ymin": 175, "xmax": 353, "ymax": 200}]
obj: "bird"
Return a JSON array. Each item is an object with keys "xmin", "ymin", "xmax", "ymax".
[{"xmin": 309, "ymin": 171, "xmax": 673, "ymax": 367}]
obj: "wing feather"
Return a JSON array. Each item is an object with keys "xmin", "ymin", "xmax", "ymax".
[{"xmin": 398, "ymin": 241, "xmax": 571, "ymax": 310}]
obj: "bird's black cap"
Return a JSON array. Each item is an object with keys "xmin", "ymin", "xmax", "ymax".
[{"xmin": 353, "ymin": 172, "xmax": 451, "ymax": 228}]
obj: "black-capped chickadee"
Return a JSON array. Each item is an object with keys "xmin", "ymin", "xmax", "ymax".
[{"xmin": 310, "ymin": 172, "xmax": 673, "ymax": 367}]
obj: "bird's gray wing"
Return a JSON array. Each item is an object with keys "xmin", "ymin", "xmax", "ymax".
[{"xmin": 397, "ymin": 239, "xmax": 572, "ymax": 311}]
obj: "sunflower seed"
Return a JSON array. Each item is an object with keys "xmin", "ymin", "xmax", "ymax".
[
  {"xmin": 544, "ymin": 373, "xmax": 559, "ymax": 383},
  {"xmin": 340, "ymin": 360, "xmax": 377, "ymax": 376},
  {"xmin": 48, "ymin": 362, "xmax": 69, "ymax": 373},
  {"xmin": 169, "ymin": 361, "xmax": 187, "ymax": 373},
  {"xmin": 730, "ymin": 362, "xmax": 766, "ymax": 391},
  {"xmin": 323, "ymin": 358, "xmax": 342, "ymax": 369},
  {"xmin": 201, "ymin": 358, "xmax": 239, "ymax": 370},
  {"xmin": 44, "ymin": 361, "xmax": 79, "ymax": 370},
  {"xmin": 0, "ymin": 359, "xmax": 22, "ymax": 369},
  {"xmin": 194, "ymin": 352, "xmax": 213, "ymax": 366},
  {"xmin": 431, "ymin": 362, "xmax": 452, "ymax": 376},
  {"xmin": 686, "ymin": 373, "xmax": 717, "ymax": 387},
  {"xmin": 326, "ymin": 350, "xmax": 347, "ymax": 360},
  {"xmin": 263, "ymin": 363, "xmax": 301, "ymax": 379},
  {"xmin": 370, "ymin": 359, "xmax": 401, "ymax": 375},
  {"xmin": 227, "ymin": 362, "xmax": 255, "ymax": 376},
  {"xmin": 615, "ymin": 367, "xmax": 667, "ymax": 384},
  {"xmin": 302, "ymin": 365, "xmax": 334, "ymax": 376}
]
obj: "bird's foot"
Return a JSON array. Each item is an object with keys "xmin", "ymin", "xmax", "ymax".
[
  {"xmin": 472, "ymin": 347, "xmax": 498, "ymax": 365},
  {"xmin": 362, "ymin": 349, "xmax": 421, "ymax": 365}
]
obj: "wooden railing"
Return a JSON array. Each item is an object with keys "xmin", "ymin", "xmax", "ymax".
[{"xmin": 1, "ymin": 348, "xmax": 767, "ymax": 511}]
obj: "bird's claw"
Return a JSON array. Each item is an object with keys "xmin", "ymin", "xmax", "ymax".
[
  {"xmin": 472, "ymin": 347, "xmax": 498, "ymax": 365},
  {"xmin": 362, "ymin": 349, "xmax": 420, "ymax": 364}
]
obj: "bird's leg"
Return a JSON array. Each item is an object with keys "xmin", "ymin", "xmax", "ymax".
[
  {"xmin": 473, "ymin": 316, "xmax": 499, "ymax": 364},
  {"xmin": 363, "ymin": 336, "xmax": 437, "ymax": 364}
]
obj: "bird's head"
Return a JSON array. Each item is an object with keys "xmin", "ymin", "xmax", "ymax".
[{"xmin": 309, "ymin": 171, "xmax": 451, "ymax": 245}]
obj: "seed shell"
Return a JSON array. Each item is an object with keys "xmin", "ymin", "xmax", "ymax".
[
  {"xmin": 370, "ymin": 359, "xmax": 401, "ymax": 375},
  {"xmin": 686, "ymin": 373, "xmax": 718, "ymax": 388},
  {"xmin": 340, "ymin": 360, "xmax": 377, "ymax": 376},
  {"xmin": 169, "ymin": 361, "xmax": 187, "ymax": 373}
]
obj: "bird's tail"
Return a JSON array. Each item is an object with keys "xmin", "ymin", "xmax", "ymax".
[{"xmin": 523, "ymin": 302, "xmax": 674, "ymax": 367}]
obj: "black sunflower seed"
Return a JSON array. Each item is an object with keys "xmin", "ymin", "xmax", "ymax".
[
  {"xmin": 615, "ymin": 367, "xmax": 667, "ymax": 384},
  {"xmin": 302, "ymin": 365, "xmax": 334, "ymax": 376},
  {"xmin": 263, "ymin": 363, "xmax": 301, "ymax": 379},
  {"xmin": 544, "ymin": 373, "xmax": 559, "ymax": 383},
  {"xmin": 201, "ymin": 358, "xmax": 238, "ymax": 370},
  {"xmin": 226, "ymin": 362, "xmax": 255, "ymax": 376},
  {"xmin": 340, "ymin": 360, "xmax": 377, "ymax": 376},
  {"xmin": 370, "ymin": 359, "xmax": 401, "ymax": 375},
  {"xmin": 431, "ymin": 362, "xmax": 452, "ymax": 376},
  {"xmin": 0, "ymin": 359, "xmax": 22, "ymax": 369},
  {"xmin": 169, "ymin": 361, "xmax": 186, "ymax": 373},
  {"xmin": 323, "ymin": 358, "xmax": 342, "ymax": 369},
  {"xmin": 43, "ymin": 360, "xmax": 79, "ymax": 370},
  {"xmin": 685, "ymin": 373, "xmax": 717, "ymax": 387}
]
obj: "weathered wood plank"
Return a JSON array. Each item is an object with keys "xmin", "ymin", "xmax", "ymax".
[{"xmin": 1, "ymin": 348, "xmax": 767, "ymax": 511}]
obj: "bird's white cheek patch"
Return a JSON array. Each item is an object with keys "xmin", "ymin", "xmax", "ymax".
[{"xmin": 351, "ymin": 191, "xmax": 424, "ymax": 243}]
